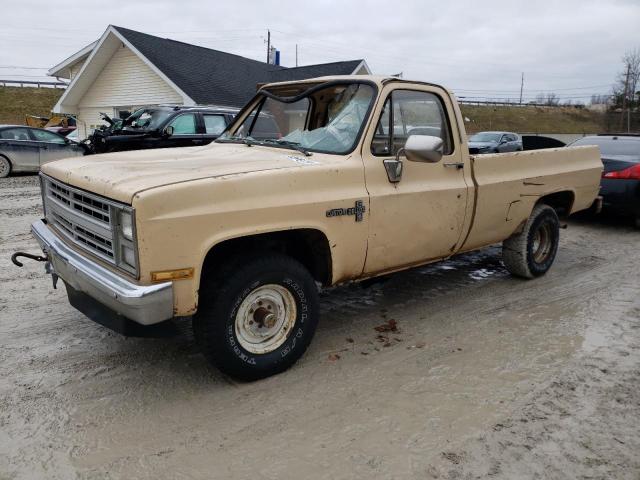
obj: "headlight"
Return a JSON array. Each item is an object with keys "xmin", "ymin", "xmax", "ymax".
[
  {"xmin": 121, "ymin": 244, "xmax": 136, "ymax": 268},
  {"xmin": 114, "ymin": 206, "xmax": 138, "ymax": 277},
  {"xmin": 120, "ymin": 210, "xmax": 133, "ymax": 240}
]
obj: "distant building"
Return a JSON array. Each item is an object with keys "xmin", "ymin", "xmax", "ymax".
[{"xmin": 49, "ymin": 26, "xmax": 370, "ymax": 138}]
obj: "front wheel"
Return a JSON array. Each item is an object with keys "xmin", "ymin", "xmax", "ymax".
[
  {"xmin": 502, "ymin": 204, "xmax": 560, "ymax": 278},
  {"xmin": 193, "ymin": 253, "xmax": 319, "ymax": 381}
]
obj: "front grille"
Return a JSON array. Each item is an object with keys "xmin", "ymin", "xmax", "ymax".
[{"xmin": 41, "ymin": 175, "xmax": 124, "ymax": 266}]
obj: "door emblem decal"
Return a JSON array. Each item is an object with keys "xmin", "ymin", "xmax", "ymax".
[{"xmin": 326, "ymin": 200, "xmax": 366, "ymax": 222}]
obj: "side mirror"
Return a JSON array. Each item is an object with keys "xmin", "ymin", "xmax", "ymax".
[
  {"xmin": 404, "ymin": 135, "xmax": 444, "ymax": 163},
  {"xmin": 382, "ymin": 135, "xmax": 444, "ymax": 183},
  {"xmin": 499, "ymin": 138, "xmax": 508, "ymax": 144},
  {"xmin": 162, "ymin": 125, "xmax": 174, "ymax": 138}
]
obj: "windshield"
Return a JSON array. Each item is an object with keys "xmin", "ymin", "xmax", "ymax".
[
  {"xmin": 122, "ymin": 108, "xmax": 173, "ymax": 131},
  {"xmin": 570, "ymin": 137, "xmax": 640, "ymax": 157},
  {"xmin": 218, "ymin": 82, "xmax": 376, "ymax": 154},
  {"xmin": 469, "ymin": 133, "xmax": 502, "ymax": 143}
]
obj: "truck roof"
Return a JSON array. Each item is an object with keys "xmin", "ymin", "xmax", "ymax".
[{"xmin": 259, "ymin": 74, "xmax": 452, "ymax": 95}]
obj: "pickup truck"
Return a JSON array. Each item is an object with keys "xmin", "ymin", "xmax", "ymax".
[{"xmin": 16, "ymin": 75, "xmax": 603, "ymax": 380}]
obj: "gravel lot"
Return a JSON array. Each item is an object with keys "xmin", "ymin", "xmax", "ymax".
[{"xmin": 1, "ymin": 175, "xmax": 639, "ymax": 480}]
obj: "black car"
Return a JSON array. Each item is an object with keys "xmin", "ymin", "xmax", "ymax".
[
  {"xmin": 87, "ymin": 106, "xmax": 241, "ymax": 154},
  {"xmin": 569, "ymin": 134, "xmax": 640, "ymax": 227}
]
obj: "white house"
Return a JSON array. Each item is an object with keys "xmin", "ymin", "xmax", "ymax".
[{"xmin": 49, "ymin": 25, "xmax": 371, "ymax": 138}]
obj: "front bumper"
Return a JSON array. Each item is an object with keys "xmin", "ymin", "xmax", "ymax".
[{"xmin": 31, "ymin": 219, "xmax": 173, "ymax": 327}]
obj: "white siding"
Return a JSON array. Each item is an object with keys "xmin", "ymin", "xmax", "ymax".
[
  {"xmin": 76, "ymin": 45, "xmax": 183, "ymax": 138},
  {"xmin": 69, "ymin": 63, "xmax": 83, "ymax": 80},
  {"xmin": 78, "ymin": 45, "xmax": 183, "ymax": 108}
]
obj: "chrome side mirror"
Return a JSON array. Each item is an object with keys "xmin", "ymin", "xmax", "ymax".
[
  {"xmin": 404, "ymin": 135, "xmax": 443, "ymax": 163},
  {"xmin": 382, "ymin": 135, "xmax": 444, "ymax": 184}
]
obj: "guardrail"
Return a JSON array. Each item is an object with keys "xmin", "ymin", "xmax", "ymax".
[{"xmin": 0, "ymin": 79, "xmax": 67, "ymax": 88}]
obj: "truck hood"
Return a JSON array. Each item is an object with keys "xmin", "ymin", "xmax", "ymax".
[{"xmin": 41, "ymin": 143, "xmax": 326, "ymax": 203}]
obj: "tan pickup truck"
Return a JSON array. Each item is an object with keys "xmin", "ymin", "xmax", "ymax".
[{"xmin": 18, "ymin": 75, "xmax": 602, "ymax": 380}]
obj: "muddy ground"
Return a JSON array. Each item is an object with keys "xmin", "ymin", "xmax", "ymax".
[{"xmin": 1, "ymin": 175, "xmax": 639, "ymax": 480}]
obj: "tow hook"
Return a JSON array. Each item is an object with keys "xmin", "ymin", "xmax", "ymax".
[
  {"xmin": 11, "ymin": 251, "xmax": 47, "ymax": 267},
  {"xmin": 11, "ymin": 252, "xmax": 58, "ymax": 289}
]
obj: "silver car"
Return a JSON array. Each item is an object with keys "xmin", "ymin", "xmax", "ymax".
[
  {"xmin": 0, "ymin": 125, "xmax": 85, "ymax": 178},
  {"xmin": 468, "ymin": 131, "xmax": 523, "ymax": 154}
]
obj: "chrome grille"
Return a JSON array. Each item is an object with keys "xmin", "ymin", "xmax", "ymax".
[{"xmin": 41, "ymin": 175, "xmax": 120, "ymax": 265}]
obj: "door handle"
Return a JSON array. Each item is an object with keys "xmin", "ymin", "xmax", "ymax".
[{"xmin": 443, "ymin": 162, "xmax": 464, "ymax": 169}]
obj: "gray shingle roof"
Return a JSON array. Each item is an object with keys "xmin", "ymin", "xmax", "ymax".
[{"xmin": 114, "ymin": 26, "xmax": 364, "ymax": 107}]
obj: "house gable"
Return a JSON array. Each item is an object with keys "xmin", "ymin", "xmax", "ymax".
[{"xmin": 78, "ymin": 45, "xmax": 183, "ymax": 108}]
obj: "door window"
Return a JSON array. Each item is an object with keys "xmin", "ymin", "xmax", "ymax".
[
  {"xmin": 0, "ymin": 128, "xmax": 31, "ymax": 140},
  {"xmin": 31, "ymin": 129, "xmax": 66, "ymax": 144},
  {"xmin": 168, "ymin": 114, "xmax": 197, "ymax": 135},
  {"xmin": 203, "ymin": 115, "xmax": 227, "ymax": 135},
  {"xmin": 371, "ymin": 90, "xmax": 453, "ymax": 156}
]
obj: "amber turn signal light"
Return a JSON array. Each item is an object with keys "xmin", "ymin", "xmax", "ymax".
[{"xmin": 151, "ymin": 268, "xmax": 194, "ymax": 283}]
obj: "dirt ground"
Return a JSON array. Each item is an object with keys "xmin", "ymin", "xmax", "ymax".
[{"xmin": 1, "ymin": 175, "xmax": 639, "ymax": 480}]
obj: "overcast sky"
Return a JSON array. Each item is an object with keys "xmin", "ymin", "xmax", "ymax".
[{"xmin": 2, "ymin": 0, "xmax": 638, "ymax": 103}]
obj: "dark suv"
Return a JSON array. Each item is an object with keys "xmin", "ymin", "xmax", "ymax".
[{"xmin": 87, "ymin": 106, "xmax": 241, "ymax": 154}]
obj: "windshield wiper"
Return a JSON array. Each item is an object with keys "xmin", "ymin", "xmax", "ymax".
[{"xmin": 264, "ymin": 139, "xmax": 312, "ymax": 156}]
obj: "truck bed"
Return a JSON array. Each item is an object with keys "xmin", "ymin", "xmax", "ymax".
[{"xmin": 460, "ymin": 145, "xmax": 602, "ymax": 251}]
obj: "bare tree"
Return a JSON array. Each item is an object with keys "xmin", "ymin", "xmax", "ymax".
[
  {"xmin": 545, "ymin": 93, "xmax": 560, "ymax": 106},
  {"xmin": 613, "ymin": 48, "xmax": 640, "ymax": 109}
]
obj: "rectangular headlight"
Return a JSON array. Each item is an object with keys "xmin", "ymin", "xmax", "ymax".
[{"xmin": 120, "ymin": 210, "xmax": 133, "ymax": 241}]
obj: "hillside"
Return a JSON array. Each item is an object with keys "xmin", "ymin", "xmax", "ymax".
[
  {"xmin": 0, "ymin": 86, "xmax": 64, "ymax": 125},
  {"xmin": 460, "ymin": 104, "xmax": 607, "ymax": 134}
]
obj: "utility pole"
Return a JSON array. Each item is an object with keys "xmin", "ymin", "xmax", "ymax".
[
  {"xmin": 620, "ymin": 63, "xmax": 630, "ymax": 132},
  {"xmin": 295, "ymin": 44, "xmax": 298, "ymax": 67},
  {"xmin": 519, "ymin": 72, "xmax": 524, "ymax": 105},
  {"xmin": 266, "ymin": 30, "xmax": 271, "ymax": 64}
]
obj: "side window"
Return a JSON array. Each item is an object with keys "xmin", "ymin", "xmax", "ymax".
[
  {"xmin": 31, "ymin": 129, "xmax": 66, "ymax": 144},
  {"xmin": 203, "ymin": 115, "xmax": 227, "ymax": 135},
  {"xmin": 168, "ymin": 113, "xmax": 197, "ymax": 135},
  {"xmin": 371, "ymin": 90, "xmax": 453, "ymax": 156},
  {"xmin": 509, "ymin": 134, "xmax": 518, "ymax": 142},
  {"xmin": 0, "ymin": 128, "xmax": 31, "ymax": 140}
]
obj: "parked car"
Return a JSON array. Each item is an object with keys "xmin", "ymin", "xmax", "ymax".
[
  {"xmin": 0, "ymin": 125, "xmax": 85, "ymax": 178},
  {"xmin": 87, "ymin": 106, "xmax": 243, "ymax": 154},
  {"xmin": 468, "ymin": 131, "xmax": 523, "ymax": 154},
  {"xmin": 19, "ymin": 75, "xmax": 601, "ymax": 380},
  {"xmin": 568, "ymin": 134, "xmax": 640, "ymax": 227}
]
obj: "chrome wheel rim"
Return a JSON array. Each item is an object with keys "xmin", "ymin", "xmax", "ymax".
[
  {"xmin": 235, "ymin": 284, "xmax": 297, "ymax": 354},
  {"xmin": 532, "ymin": 222, "xmax": 553, "ymax": 263}
]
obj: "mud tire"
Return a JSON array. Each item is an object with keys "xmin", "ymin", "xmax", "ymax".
[
  {"xmin": 0, "ymin": 156, "xmax": 11, "ymax": 178},
  {"xmin": 193, "ymin": 253, "xmax": 319, "ymax": 381},
  {"xmin": 502, "ymin": 204, "xmax": 560, "ymax": 279}
]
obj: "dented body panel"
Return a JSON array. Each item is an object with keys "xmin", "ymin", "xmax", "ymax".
[{"xmin": 35, "ymin": 75, "xmax": 602, "ymax": 322}]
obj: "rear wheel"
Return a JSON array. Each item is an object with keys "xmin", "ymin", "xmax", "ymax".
[
  {"xmin": 0, "ymin": 156, "xmax": 11, "ymax": 178},
  {"xmin": 193, "ymin": 253, "xmax": 319, "ymax": 381},
  {"xmin": 502, "ymin": 204, "xmax": 560, "ymax": 278}
]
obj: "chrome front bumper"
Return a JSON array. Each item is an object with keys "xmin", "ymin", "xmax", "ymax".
[{"xmin": 31, "ymin": 219, "xmax": 173, "ymax": 326}]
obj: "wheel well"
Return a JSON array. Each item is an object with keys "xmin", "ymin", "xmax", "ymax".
[
  {"xmin": 537, "ymin": 191, "xmax": 575, "ymax": 218},
  {"xmin": 202, "ymin": 229, "xmax": 332, "ymax": 286}
]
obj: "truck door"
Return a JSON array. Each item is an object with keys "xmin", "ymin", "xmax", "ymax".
[{"xmin": 362, "ymin": 86, "xmax": 470, "ymax": 274}]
